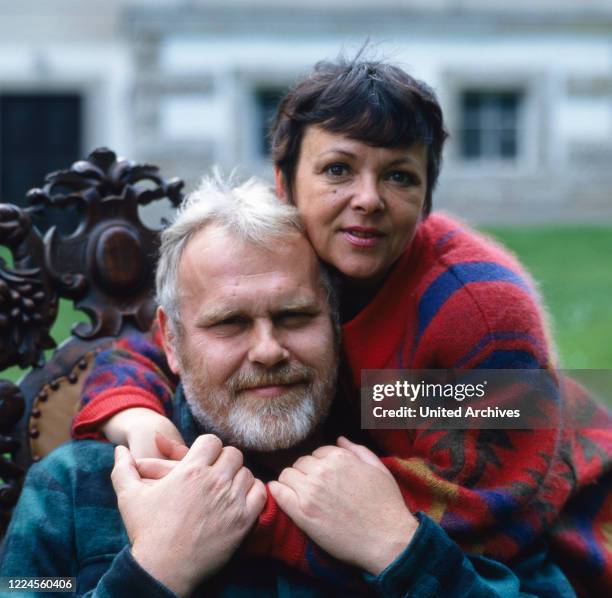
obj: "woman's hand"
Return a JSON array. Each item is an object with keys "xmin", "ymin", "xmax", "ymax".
[{"xmin": 103, "ymin": 408, "xmax": 188, "ymax": 459}]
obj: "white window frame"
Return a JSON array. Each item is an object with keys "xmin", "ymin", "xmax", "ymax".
[{"xmin": 442, "ymin": 70, "xmax": 547, "ymax": 177}]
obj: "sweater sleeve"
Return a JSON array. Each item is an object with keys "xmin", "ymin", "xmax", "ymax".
[
  {"xmin": 72, "ymin": 323, "xmax": 178, "ymax": 440},
  {"xmin": 365, "ymin": 513, "xmax": 577, "ymax": 597},
  {"xmin": 412, "ymin": 250, "xmax": 553, "ymax": 370},
  {"xmin": 81, "ymin": 547, "xmax": 178, "ymax": 598}
]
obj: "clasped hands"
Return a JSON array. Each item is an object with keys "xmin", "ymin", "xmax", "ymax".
[{"xmin": 111, "ymin": 422, "xmax": 418, "ymax": 597}]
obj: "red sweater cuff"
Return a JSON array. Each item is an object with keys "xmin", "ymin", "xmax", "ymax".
[
  {"xmin": 72, "ymin": 387, "xmax": 166, "ymax": 440},
  {"xmin": 244, "ymin": 486, "xmax": 306, "ymax": 566}
]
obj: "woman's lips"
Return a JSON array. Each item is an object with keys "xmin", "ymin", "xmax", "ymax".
[{"xmin": 342, "ymin": 227, "xmax": 385, "ymax": 248}]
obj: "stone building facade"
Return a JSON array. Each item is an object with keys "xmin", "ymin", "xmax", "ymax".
[{"xmin": 0, "ymin": 0, "xmax": 611, "ymax": 222}]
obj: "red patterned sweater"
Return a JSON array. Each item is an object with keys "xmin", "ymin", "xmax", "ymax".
[{"xmin": 73, "ymin": 213, "xmax": 612, "ymax": 596}]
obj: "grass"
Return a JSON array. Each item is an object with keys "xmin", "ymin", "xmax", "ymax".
[{"xmin": 2, "ymin": 226, "xmax": 611, "ymax": 383}]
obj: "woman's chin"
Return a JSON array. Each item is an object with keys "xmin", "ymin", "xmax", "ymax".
[{"xmin": 336, "ymin": 263, "xmax": 389, "ymax": 288}]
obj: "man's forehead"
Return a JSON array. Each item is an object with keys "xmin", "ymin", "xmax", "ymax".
[
  {"xmin": 178, "ymin": 225, "xmax": 324, "ymax": 309},
  {"xmin": 184, "ymin": 225, "xmax": 314, "ymax": 264}
]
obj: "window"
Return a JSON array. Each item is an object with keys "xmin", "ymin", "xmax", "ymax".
[
  {"xmin": 460, "ymin": 91, "xmax": 522, "ymax": 160},
  {"xmin": 254, "ymin": 87, "xmax": 287, "ymax": 157},
  {"xmin": 0, "ymin": 93, "xmax": 82, "ymax": 232}
]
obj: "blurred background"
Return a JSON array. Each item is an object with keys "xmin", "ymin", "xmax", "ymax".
[{"xmin": 0, "ymin": 0, "xmax": 610, "ymax": 368}]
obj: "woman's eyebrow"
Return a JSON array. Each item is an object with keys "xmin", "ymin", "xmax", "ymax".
[
  {"xmin": 317, "ymin": 149, "xmax": 357, "ymax": 159},
  {"xmin": 387, "ymin": 157, "xmax": 422, "ymax": 167}
]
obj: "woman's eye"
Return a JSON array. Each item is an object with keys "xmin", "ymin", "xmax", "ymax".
[
  {"xmin": 325, "ymin": 164, "xmax": 349, "ymax": 177},
  {"xmin": 388, "ymin": 171, "xmax": 418, "ymax": 186}
]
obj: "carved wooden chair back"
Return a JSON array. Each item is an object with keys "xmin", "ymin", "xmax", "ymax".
[{"xmin": 0, "ymin": 148, "xmax": 183, "ymax": 535}]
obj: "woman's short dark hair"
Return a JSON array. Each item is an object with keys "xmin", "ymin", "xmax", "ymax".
[{"xmin": 270, "ymin": 56, "xmax": 448, "ymax": 215}]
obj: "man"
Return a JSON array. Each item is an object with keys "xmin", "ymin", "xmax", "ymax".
[{"xmin": 1, "ymin": 176, "xmax": 575, "ymax": 596}]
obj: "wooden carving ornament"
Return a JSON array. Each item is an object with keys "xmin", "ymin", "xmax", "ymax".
[
  {"xmin": 0, "ymin": 204, "xmax": 57, "ymax": 370},
  {"xmin": 27, "ymin": 147, "xmax": 184, "ymax": 338},
  {"xmin": 0, "ymin": 148, "xmax": 184, "ymax": 534}
]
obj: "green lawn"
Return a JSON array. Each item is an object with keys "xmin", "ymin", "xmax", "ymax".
[
  {"xmin": 483, "ymin": 226, "xmax": 612, "ymax": 368},
  {"xmin": 2, "ymin": 226, "xmax": 611, "ymax": 382}
]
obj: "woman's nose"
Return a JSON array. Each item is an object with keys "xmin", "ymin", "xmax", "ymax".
[{"xmin": 349, "ymin": 175, "xmax": 384, "ymax": 214}]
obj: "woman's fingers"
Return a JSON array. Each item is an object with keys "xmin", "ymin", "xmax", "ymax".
[
  {"xmin": 155, "ymin": 432, "xmax": 189, "ymax": 460},
  {"xmin": 135, "ymin": 457, "xmax": 179, "ymax": 479}
]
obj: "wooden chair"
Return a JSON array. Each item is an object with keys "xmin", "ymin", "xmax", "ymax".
[{"xmin": 0, "ymin": 148, "xmax": 183, "ymax": 535}]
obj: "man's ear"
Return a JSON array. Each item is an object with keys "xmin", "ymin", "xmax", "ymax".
[
  {"xmin": 157, "ymin": 307, "xmax": 181, "ymax": 375},
  {"xmin": 274, "ymin": 166, "xmax": 288, "ymax": 202}
]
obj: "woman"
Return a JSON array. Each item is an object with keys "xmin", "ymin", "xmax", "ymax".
[{"xmin": 74, "ymin": 56, "xmax": 610, "ymax": 595}]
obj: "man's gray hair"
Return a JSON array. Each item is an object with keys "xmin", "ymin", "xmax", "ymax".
[{"xmin": 156, "ymin": 173, "xmax": 304, "ymax": 331}]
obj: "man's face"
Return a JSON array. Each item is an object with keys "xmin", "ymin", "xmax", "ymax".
[{"xmin": 159, "ymin": 226, "xmax": 338, "ymax": 451}]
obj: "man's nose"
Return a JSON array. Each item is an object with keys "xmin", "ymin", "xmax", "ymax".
[
  {"xmin": 247, "ymin": 321, "xmax": 290, "ymax": 367},
  {"xmin": 350, "ymin": 174, "xmax": 384, "ymax": 214}
]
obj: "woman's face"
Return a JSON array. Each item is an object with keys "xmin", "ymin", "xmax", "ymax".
[{"xmin": 290, "ymin": 125, "xmax": 428, "ymax": 285}]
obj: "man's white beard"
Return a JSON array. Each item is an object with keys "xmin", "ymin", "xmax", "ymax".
[{"xmin": 180, "ymin": 361, "xmax": 336, "ymax": 452}]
